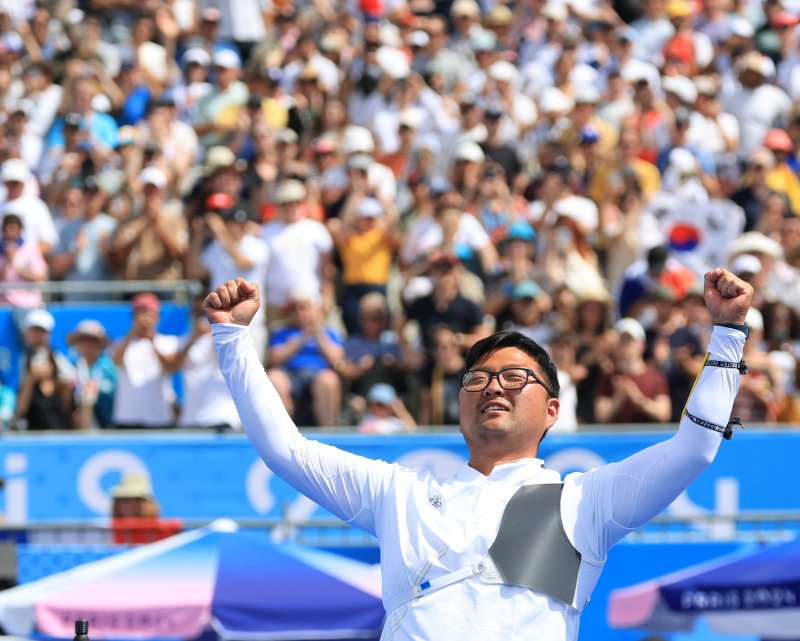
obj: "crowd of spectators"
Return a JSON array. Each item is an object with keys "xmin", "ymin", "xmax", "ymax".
[{"xmin": 1, "ymin": 0, "xmax": 800, "ymax": 431}]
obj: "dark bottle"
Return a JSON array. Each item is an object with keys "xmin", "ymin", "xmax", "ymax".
[{"xmin": 74, "ymin": 620, "xmax": 90, "ymax": 641}]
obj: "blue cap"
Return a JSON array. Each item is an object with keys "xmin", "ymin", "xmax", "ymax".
[
  {"xmin": 367, "ymin": 383, "xmax": 397, "ymax": 406},
  {"xmin": 580, "ymin": 125, "xmax": 600, "ymax": 144},
  {"xmin": 512, "ymin": 280, "xmax": 542, "ymax": 300},
  {"xmin": 426, "ymin": 176, "xmax": 453, "ymax": 196},
  {"xmin": 506, "ymin": 221, "xmax": 536, "ymax": 242}
]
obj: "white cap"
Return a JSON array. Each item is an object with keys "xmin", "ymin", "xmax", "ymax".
[
  {"xmin": 662, "ymin": 75, "xmax": 697, "ymax": 104},
  {"xmin": 342, "ymin": 126, "xmax": 375, "ymax": 154},
  {"xmin": 399, "ymin": 110, "xmax": 423, "ymax": 129},
  {"xmin": 668, "ymin": 147, "xmax": 698, "ymax": 175},
  {"xmin": 451, "ymin": 0, "xmax": 481, "ymax": 17},
  {"xmin": 488, "ymin": 60, "xmax": 518, "ymax": 83},
  {"xmin": 729, "ymin": 15, "xmax": 755, "ymax": 38},
  {"xmin": 615, "ymin": 317, "xmax": 646, "ymax": 341},
  {"xmin": 1, "ymin": 158, "xmax": 30, "ymax": 183},
  {"xmin": 745, "ymin": 307, "xmax": 764, "ymax": 332},
  {"xmin": 212, "ymin": 49, "xmax": 241, "ymax": 70},
  {"xmin": 539, "ymin": 87, "xmax": 574, "ymax": 113},
  {"xmin": 730, "ymin": 253, "xmax": 763, "ymax": 275},
  {"xmin": 23, "ymin": 308, "xmax": 55, "ymax": 332},
  {"xmin": 541, "ymin": 2, "xmax": 568, "ymax": 21},
  {"xmin": 409, "ymin": 30, "xmax": 430, "ymax": 48},
  {"xmin": 554, "ymin": 195, "xmax": 599, "ymax": 232},
  {"xmin": 454, "ymin": 140, "xmax": 485, "ymax": 163},
  {"xmin": 376, "ymin": 46, "xmax": 410, "ymax": 79},
  {"xmin": 91, "ymin": 93, "xmax": 112, "ymax": 113},
  {"xmin": 356, "ymin": 197, "xmax": 384, "ymax": 217},
  {"xmin": 574, "ymin": 85, "xmax": 601, "ymax": 104},
  {"xmin": 276, "ymin": 179, "xmax": 307, "ymax": 204},
  {"xmin": 379, "ymin": 22, "xmax": 402, "ymax": 48},
  {"xmin": 183, "ymin": 47, "xmax": 211, "ymax": 67},
  {"xmin": 139, "ymin": 166, "xmax": 167, "ymax": 188}
]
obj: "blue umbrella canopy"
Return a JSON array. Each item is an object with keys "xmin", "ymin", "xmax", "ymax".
[
  {"xmin": 608, "ymin": 538, "xmax": 800, "ymax": 639},
  {"xmin": 212, "ymin": 532, "xmax": 384, "ymax": 639},
  {"xmin": 0, "ymin": 521, "xmax": 384, "ymax": 641}
]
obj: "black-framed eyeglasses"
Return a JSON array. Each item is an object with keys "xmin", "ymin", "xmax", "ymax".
[{"xmin": 461, "ymin": 367, "xmax": 553, "ymax": 396}]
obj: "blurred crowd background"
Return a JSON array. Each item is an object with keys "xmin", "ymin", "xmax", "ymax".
[{"xmin": 1, "ymin": 0, "xmax": 800, "ymax": 433}]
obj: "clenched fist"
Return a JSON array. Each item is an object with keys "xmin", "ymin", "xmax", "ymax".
[
  {"xmin": 704, "ymin": 268, "xmax": 754, "ymax": 325},
  {"xmin": 204, "ymin": 278, "xmax": 260, "ymax": 326}
]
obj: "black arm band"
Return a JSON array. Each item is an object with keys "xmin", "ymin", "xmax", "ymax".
[
  {"xmin": 684, "ymin": 410, "xmax": 743, "ymax": 441},
  {"xmin": 705, "ymin": 359, "xmax": 748, "ymax": 375}
]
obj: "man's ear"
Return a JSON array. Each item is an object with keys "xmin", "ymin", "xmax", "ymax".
[{"xmin": 546, "ymin": 397, "xmax": 560, "ymax": 429}]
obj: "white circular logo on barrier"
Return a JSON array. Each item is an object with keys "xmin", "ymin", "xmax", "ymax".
[
  {"xmin": 77, "ymin": 450, "xmax": 150, "ymax": 515},
  {"xmin": 245, "ymin": 459, "xmax": 275, "ymax": 514}
]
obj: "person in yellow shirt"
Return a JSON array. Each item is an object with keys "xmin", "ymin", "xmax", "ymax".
[
  {"xmin": 328, "ymin": 193, "xmax": 401, "ymax": 335},
  {"xmin": 587, "ymin": 124, "xmax": 661, "ymax": 206},
  {"xmin": 763, "ymin": 128, "xmax": 800, "ymax": 215}
]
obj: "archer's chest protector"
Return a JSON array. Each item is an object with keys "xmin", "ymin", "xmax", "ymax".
[
  {"xmin": 488, "ymin": 483, "xmax": 582, "ymax": 605},
  {"xmin": 408, "ymin": 483, "xmax": 584, "ymax": 609}
]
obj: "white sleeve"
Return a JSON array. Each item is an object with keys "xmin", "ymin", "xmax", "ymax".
[
  {"xmin": 563, "ymin": 326, "xmax": 745, "ymax": 562},
  {"xmin": 212, "ymin": 323, "xmax": 393, "ymax": 535}
]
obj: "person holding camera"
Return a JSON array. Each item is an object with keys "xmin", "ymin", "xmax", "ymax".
[{"xmin": 187, "ymin": 194, "xmax": 269, "ymax": 359}]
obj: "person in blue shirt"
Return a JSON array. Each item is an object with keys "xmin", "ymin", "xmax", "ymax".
[
  {"xmin": 67, "ymin": 319, "xmax": 118, "ymax": 429},
  {"xmin": 45, "ymin": 76, "xmax": 118, "ymax": 152},
  {"xmin": 266, "ymin": 286, "xmax": 344, "ymax": 427}
]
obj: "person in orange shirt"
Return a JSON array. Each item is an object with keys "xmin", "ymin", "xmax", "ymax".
[{"xmin": 328, "ymin": 193, "xmax": 401, "ymax": 335}]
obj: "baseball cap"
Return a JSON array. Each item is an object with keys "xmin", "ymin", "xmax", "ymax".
[
  {"xmin": 347, "ymin": 153, "xmax": 373, "ymax": 172},
  {"xmin": 763, "ymin": 128, "xmax": 793, "ymax": 152},
  {"xmin": 0, "ymin": 158, "xmax": 30, "ymax": 183},
  {"xmin": 454, "ymin": 140, "xmax": 485, "ymax": 163},
  {"xmin": 203, "ymin": 145, "xmax": 238, "ymax": 175},
  {"xmin": 662, "ymin": 75, "xmax": 697, "ymax": 104},
  {"xmin": 512, "ymin": 280, "xmax": 542, "ymax": 300},
  {"xmin": 276, "ymin": 179, "xmax": 307, "ymax": 204},
  {"xmin": 132, "ymin": 292, "xmax": 160, "ymax": 313},
  {"xmin": 506, "ymin": 221, "xmax": 536, "ymax": 242},
  {"xmin": 356, "ymin": 197, "xmax": 384, "ymax": 217},
  {"xmin": 615, "ymin": 317, "xmax": 646, "ymax": 341},
  {"xmin": 23, "ymin": 308, "xmax": 55, "ymax": 332},
  {"xmin": 342, "ymin": 126, "xmax": 375, "ymax": 154},
  {"xmin": 580, "ymin": 125, "xmax": 600, "ymax": 144},
  {"xmin": 67, "ymin": 319, "xmax": 109, "ymax": 345},
  {"xmin": 451, "ymin": 0, "xmax": 480, "ymax": 17},
  {"xmin": 367, "ymin": 383, "xmax": 397, "ymax": 406},
  {"xmin": 212, "ymin": 49, "xmax": 241, "ymax": 70},
  {"xmin": 730, "ymin": 253, "xmax": 763, "ymax": 275},
  {"xmin": 276, "ymin": 128, "xmax": 299, "ymax": 145},
  {"xmin": 139, "ymin": 166, "xmax": 167, "ymax": 189},
  {"xmin": 182, "ymin": 47, "xmax": 211, "ymax": 67}
]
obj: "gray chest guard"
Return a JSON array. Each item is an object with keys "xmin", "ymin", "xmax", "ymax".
[{"xmin": 488, "ymin": 483, "xmax": 581, "ymax": 605}]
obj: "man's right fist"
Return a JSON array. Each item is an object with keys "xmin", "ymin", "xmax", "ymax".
[{"xmin": 204, "ymin": 278, "xmax": 260, "ymax": 326}]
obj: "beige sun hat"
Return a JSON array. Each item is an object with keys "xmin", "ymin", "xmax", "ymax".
[{"xmin": 111, "ymin": 474, "xmax": 154, "ymax": 499}]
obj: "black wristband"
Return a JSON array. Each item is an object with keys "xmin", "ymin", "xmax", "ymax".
[
  {"xmin": 705, "ymin": 359, "xmax": 748, "ymax": 375},
  {"xmin": 714, "ymin": 322, "xmax": 749, "ymax": 339},
  {"xmin": 684, "ymin": 410, "xmax": 743, "ymax": 441}
]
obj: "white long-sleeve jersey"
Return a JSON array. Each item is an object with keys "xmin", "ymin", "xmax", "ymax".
[{"xmin": 213, "ymin": 324, "xmax": 745, "ymax": 641}]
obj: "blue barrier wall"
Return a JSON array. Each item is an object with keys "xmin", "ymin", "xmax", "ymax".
[{"xmin": 0, "ymin": 430, "xmax": 797, "ymax": 525}]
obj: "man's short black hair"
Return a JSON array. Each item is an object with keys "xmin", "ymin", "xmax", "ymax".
[{"xmin": 464, "ymin": 330, "xmax": 560, "ymax": 399}]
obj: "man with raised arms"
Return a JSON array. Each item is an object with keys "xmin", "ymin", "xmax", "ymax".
[{"xmin": 205, "ymin": 268, "xmax": 752, "ymax": 641}]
